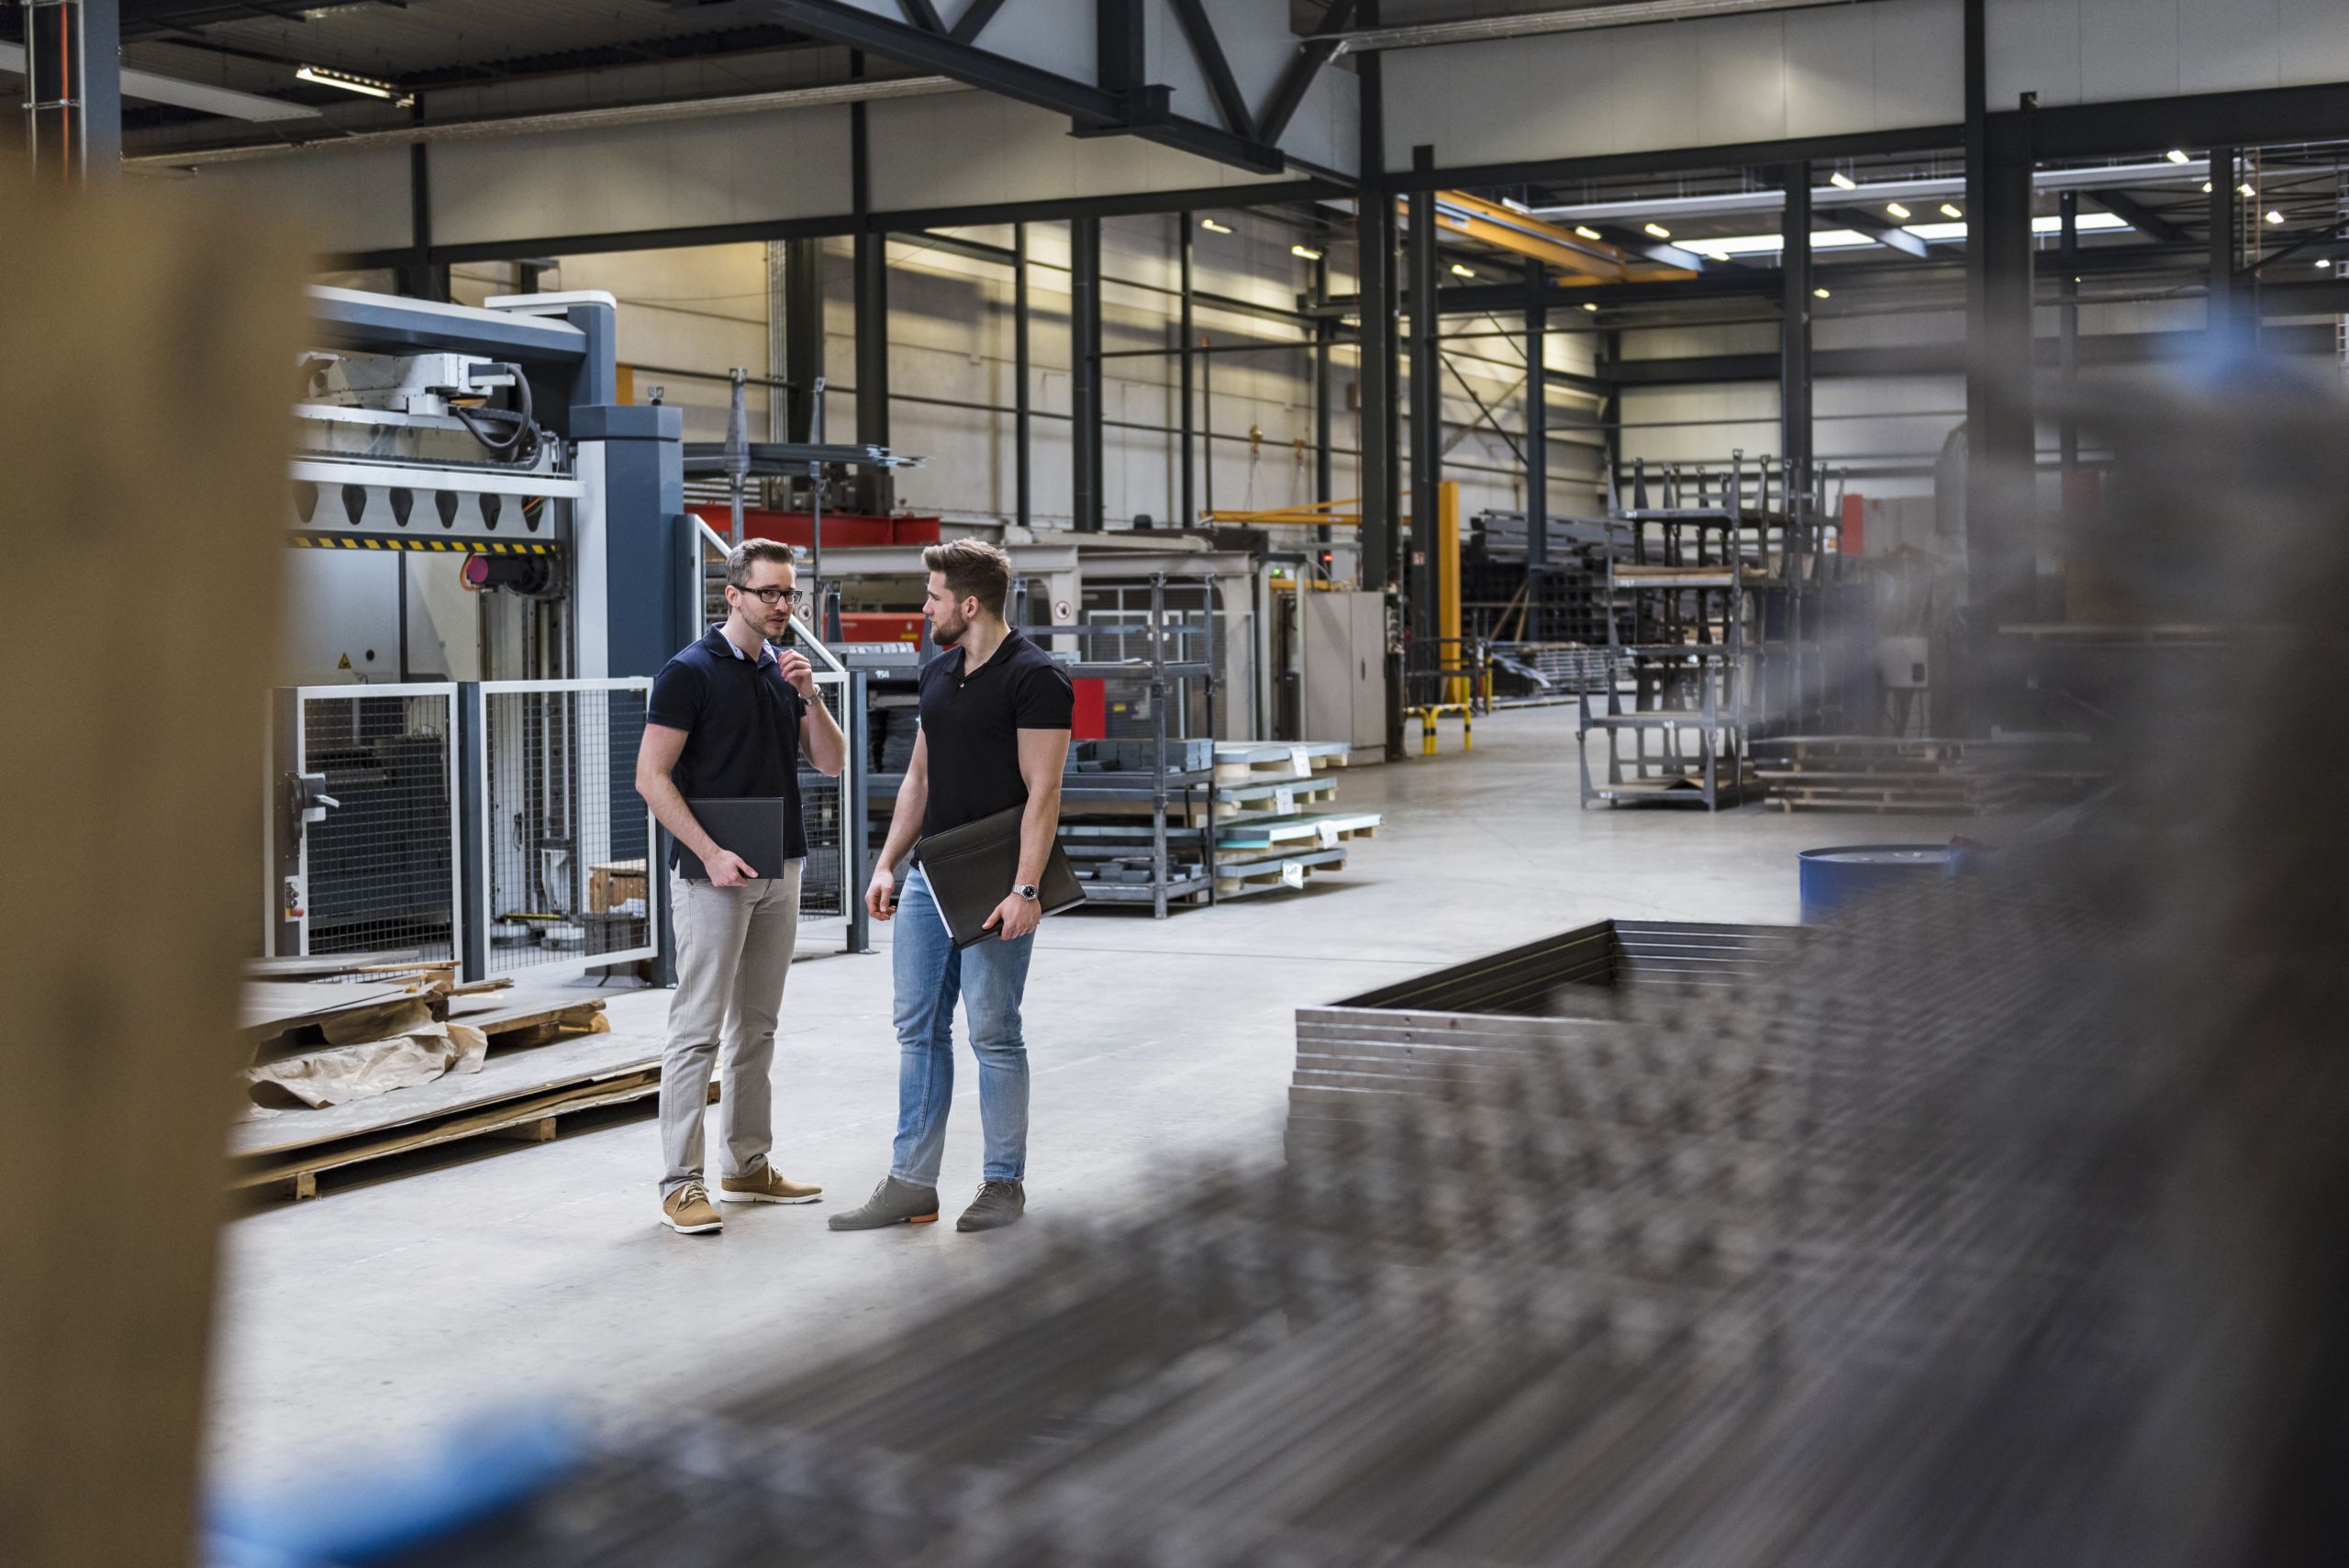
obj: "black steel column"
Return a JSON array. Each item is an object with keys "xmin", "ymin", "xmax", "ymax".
[
  {"xmin": 2210, "ymin": 145, "xmax": 2238, "ymax": 339},
  {"xmin": 1964, "ymin": 0, "xmax": 2038, "ymax": 718},
  {"xmin": 1407, "ymin": 154, "xmax": 1441, "ymax": 684},
  {"xmin": 853, "ymin": 234, "xmax": 888, "ymax": 449},
  {"xmin": 1179, "ymin": 214, "xmax": 1197, "ymax": 526},
  {"xmin": 455, "ymin": 682, "xmax": 487, "ymax": 984},
  {"xmin": 398, "ymin": 100, "xmax": 448, "ymax": 301},
  {"xmin": 783, "ymin": 239, "xmax": 825, "ymax": 443},
  {"xmin": 2059, "ymin": 192, "xmax": 2079, "ymax": 472},
  {"xmin": 1314, "ymin": 254, "xmax": 1335, "ymax": 548},
  {"xmin": 845, "ymin": 668, "xmax": 874, "ymax": 955},
  {"xmin": 1780, "ymin": 161, "xmax": 1814, "ymax": 495},
  {"xmin": 1071, "ymin": 215, "xmax": 1104, "ymax": 532},
  {"xmin": 852, "ymin": 52, "xmax": 886, "ymax": 455},
  {"xmin": 1353, "ymin": 0, "xmax": 1402, "ymax": 760},
  {"xmin": 1356, "ymin": 204, "xmax": 1393, "ymax": 595},
  {"xmin": 1014, "ymin": 224, "xmax": 1032, "ymax": 530},
  {"xmin": 1524, "ymin": 261, "xmax": 1548, "ymax": 641}
]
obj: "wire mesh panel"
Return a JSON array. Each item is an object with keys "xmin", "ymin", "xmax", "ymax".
[
  {"xmin": 797, "ymin": 671, "xmax": 848, "ymax": 928},
  {"xmin": 479, "ymin": 679, "xmax": 656, "ymax": 976},
  {"xmin": 294, "ymin": 685, "xmax": 459, "ymax": 960}
]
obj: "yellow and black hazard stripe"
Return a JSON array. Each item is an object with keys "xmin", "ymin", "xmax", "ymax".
[{"xmin": 290, "ymin": 536, "xmax": 559, "ymax": 555}]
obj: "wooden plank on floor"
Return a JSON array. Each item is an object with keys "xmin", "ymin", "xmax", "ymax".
[{"xmin": 228, "ymin": 1028, "xmax": 662, "ymax": 1159}]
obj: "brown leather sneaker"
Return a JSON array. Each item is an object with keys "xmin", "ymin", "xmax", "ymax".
[
  {"xmin": 719, "ymin": 1162, "xmax": 823, "ymax": 1205},
  {"xmin": 661, "ymin": 1182, "xmax": 723, "ymax": 1234}
]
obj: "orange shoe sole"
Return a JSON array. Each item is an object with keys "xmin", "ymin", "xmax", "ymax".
[{"xmin": 908, "ymin": 1212, "xmax": 940, "ymax": 1224}]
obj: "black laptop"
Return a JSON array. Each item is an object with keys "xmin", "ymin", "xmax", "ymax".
[
  {"xmin": 675, "ymin": 797, "xmax": 796, "ymax": 882},
  {"xmin": 916, "ymin": 805, "xmax": 1085, "ymax": 948}
]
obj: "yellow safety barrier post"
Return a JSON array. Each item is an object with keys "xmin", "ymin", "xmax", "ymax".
[{"xmin": 1414, "ymin": 703, "xmax": 1474, "ymax": 755}]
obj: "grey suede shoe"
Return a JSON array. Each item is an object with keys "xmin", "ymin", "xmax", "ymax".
[
  {"xmin": 827, "ymin": 1176, "xmax": 941, "ymax": 1230},
  {"xmin": 956, "ymin": 1180, "xmax": 1026, "ymax": 1232}
]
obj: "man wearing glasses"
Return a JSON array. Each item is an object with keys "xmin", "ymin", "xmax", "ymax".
[{"xmin": 636, "ymin": 538, "xmax": 846, "ymax": 1234}]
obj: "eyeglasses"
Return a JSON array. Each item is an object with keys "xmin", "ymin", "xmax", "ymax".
[{"xmin": 735, "ymin": 584, "xmax": 808, "ymax": 610}]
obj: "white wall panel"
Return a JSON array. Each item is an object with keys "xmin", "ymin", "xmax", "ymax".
[
  {"xmin": 181, "ymin": 145, "xmax": 412, "ymax": 255},
  {"xmin": 869, "ymin": 92, "xmax": 1293, "ymax": 214},
  {"xmin": 2179, "ymin": 0, "xmax": 2283, "ymax": 95},
  {"xmin": 1993, "ymin": 0, "xmax": 2346, "ymax": 108},
  {"xmin": 2078, "ymin": 0, "xmax": 2182, "ymax": 105},
  {"xmin": 1784, "ymin": 6, "xmax": 1880, "ymax": 140},
  {"xmin": 2283, "ymin": 0, "xmax": 2349, "ymax": 83},
  {"xmin": 431, "ymin": 106, "xmax": 853, "ymax": 246},
  {"xmin": 1385, "ymin": 0, "xmax": 1963, "ymax": 173},
  {"xmin": 1985, "ymin": 0, "xmax": 2082, "ymax": 109}
]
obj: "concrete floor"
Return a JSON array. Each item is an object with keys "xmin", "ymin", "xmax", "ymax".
[{"xmin": 204, "ymin": 703, "xmax": 1991, "ymax": 1494}]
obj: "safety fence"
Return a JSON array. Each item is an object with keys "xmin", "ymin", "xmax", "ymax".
[
  {"xmin": 477, "ymin": 679, "xmax": 657, "ymax": 978},
  {"xmin": 268, "ymin": 666, "xmax": 869, "ymax": 981}
]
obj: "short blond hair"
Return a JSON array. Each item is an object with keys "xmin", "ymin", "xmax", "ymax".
[{"xmin": 922, "ymin": 538, "xmax": 1011, "ymax": 617}]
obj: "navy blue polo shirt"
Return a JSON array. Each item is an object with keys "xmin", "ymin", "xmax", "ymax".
[
  {"xmin": 647, "ymin": 626, "xmax": 808, "ymax": 871},
  {"xmin": 918, "ymin": 628, "xmax": 1075, "ymax": 840}
]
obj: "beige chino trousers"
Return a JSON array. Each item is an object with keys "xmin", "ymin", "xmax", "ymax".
[{"xmin": 658, "ymin": 861, "xmax": 802, "ymax": 1195}]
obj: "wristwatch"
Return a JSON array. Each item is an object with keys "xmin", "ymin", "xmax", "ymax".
[{"xmin": 1012, "ymin": 884, "xmax": 1040, "ymax": 901}]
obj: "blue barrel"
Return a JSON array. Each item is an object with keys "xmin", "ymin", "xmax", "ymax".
[{"xmin": 1798, "ymin": 844, "xmax": 1962, "ymax": 924}]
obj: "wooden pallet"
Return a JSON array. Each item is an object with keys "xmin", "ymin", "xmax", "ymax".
[
  {"xmin": 228, "ymin": 1021, "xmax": 658, "ymax": 1201},
  {"xmin": 1216, "ymin": 848, "xmax": 1350, "ymax": 897},
  {"xmin": 1216, "ymin": 812, "xmax": 1384, "ymax": 851},
  {"xmin": 1210, "ymin": 742, "xmax": 1353, "ymax": 784}
]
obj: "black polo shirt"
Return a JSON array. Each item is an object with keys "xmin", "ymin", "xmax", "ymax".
[
  {"xmin": 918, "ymin": 628, "xmax": 1075, "ymax": 839},
  {"xmin": 647, "ymin": 626, "xmax": 808, "ymax": 870}
]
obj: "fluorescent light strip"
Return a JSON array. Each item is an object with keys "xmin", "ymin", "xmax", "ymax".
[
  {"xmin": 1532, "ymin": 161, "xmax": 2209, "ymax": 225},
  {"xmin": 1685, "ymin": 211, "xmax": 2128, "ymax": 259}
]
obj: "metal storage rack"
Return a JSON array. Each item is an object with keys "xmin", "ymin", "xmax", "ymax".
[
  {"xmin": 1052, "ymin": 575, "xmax": 1219, "ymax": 919},
  {"xmin": 859, "ymin": 576, "xmax": 1219, "ymax": 920},
  {"xmin": 1577, "ymin": 453, "xmax": 1800, "ymax": 810}
]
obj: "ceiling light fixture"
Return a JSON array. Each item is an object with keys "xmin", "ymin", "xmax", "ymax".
[
  {"xmin": 2266, "ymin": 209, "xmax": 2285, "ymax": 224},
  {"xmin": 1828, "ymin": 170, "xmax": 1855, "ymax": 190},
  {"xmin": 1939, "ymin": 203, "xmax": 1962, "ymax": 218},
  {"xmin": 295, "ymin": 63, "xmax": 413, "ymax": 106},
  {"xmin": 2203, "ymin": 181, "xmax": 2214, "ymax": 193},
  {"xmin": 1291, "ymin": 244, "xmax": 1322, "ymax": 261},
  {"xmin": 2319, "ymin": 259, "xmax": 2333, "ymax": 270},
  {"xmin": 1450, "ymin": 262, "xmax": 1476, "ymax": 278},
  {"xmin": 1200, "ymin": 217, "xmax": 1231, "ymax": 234},
  {"xmin": 1643, "ymin": 222, "xmax": 1671, "ymax": 239},
  {"xmin": 2165, "ymin": 148, "xmax": 2190, "ymax": 164},
  {"xmin": 1582, "ymin": 301, "xmax": 1598, "ymax": 312},
  {"xmin": 2238, "ymin": 183, "xmax": 2255, "ymax": 198},
  {"xmin": 1812, "ymin": 286, "xmax": 1831, "ymax": 299},
  {"xmin": 1886, "ymin": 201, "xmax": 1911, "ymax": 219},
  {"xmin": 1574, "ymin": 225, "xmax": 1602, "ymax": 241}
]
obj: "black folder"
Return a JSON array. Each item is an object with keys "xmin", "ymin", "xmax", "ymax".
[
  {"xmin": 675, "ymin": 797, "xmax": 796, "ymax": 882},
  {"xmin": 915, "ymin": 804, "xmax": 1085, "ymax": 948}
]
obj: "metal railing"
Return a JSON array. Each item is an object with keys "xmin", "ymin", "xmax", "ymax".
[{"xmin": 472, "ymin": 678, "xmax": 659, "ymax": 978}]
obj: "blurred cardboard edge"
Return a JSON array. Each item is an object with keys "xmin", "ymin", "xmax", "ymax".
[{"xmin": 0, "ymin": 165, "xmax": 305, "ymax": 1568}]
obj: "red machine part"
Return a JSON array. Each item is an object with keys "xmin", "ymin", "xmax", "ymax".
[
  {"xmin": 688, "ymin": 506, "xmax": 941, "ymax": 549},
  {"xmin": 1071, "ymin": 678, "xmax": 1107, "ymax": 740},
  {"xmin": 840, "ymin": 613, "xmax": 927, "ymax": 645}
]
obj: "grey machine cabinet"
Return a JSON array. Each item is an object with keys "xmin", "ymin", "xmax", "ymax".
[{"xmin": 1302, "ymin": 588, "xmax": 1388, "ymax": 751}]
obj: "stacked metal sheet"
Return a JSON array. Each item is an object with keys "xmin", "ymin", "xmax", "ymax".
[
  {"xmin": 374, "ymin": 342, "xmax": 2349, "ymax": 1568},
  {"xmin": 388, "ymin": 818, "xmax": 2345, "ymax": 1568}
]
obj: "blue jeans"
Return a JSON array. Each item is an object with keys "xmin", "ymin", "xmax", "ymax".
[{"xmin": 889, "ymin": 866, "xmax": 1036, "ymax": 1186}]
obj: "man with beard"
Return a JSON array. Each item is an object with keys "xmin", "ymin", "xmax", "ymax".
[
  {"xmin": 637, "ymin": 538, "xmax": 845, "ymax": 1234},
  {"xmin": 833, "ymin": 539, "xmax": 1073, "ymax": 1233}
]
